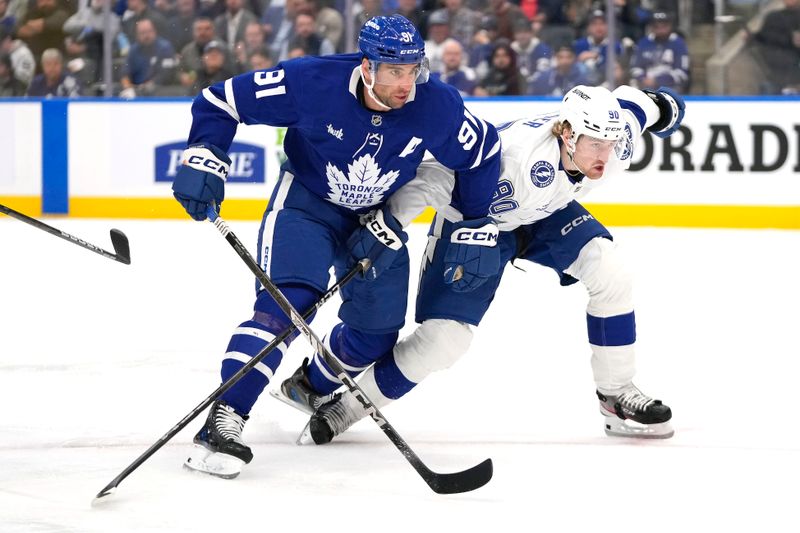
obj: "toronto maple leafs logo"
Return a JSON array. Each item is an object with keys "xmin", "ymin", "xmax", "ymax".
[{"xmin": 326, "ymin": 133, "xmax": 400, "ymax": 210}]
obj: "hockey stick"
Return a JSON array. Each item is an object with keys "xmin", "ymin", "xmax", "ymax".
[
  {"xmin": 0, "ymin": 203, "xmax": 131, "ymax": 265},
  {"xmin": 93, "ymin": 259, "xmax": 365, "ymax": 502},
  {"xmin": 205, "ymin": 207, "xmax": 493, "ymax": 495}
]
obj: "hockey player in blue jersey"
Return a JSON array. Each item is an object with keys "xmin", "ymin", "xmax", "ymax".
[
  {"xmin": 171, "ymin": 14, "xmax": 501, "ymax": 478},
  {"xmin": 290, "ymin": 84, "xmax": 685, "ymax": 445}
]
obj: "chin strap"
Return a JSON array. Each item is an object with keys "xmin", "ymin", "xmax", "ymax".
[
  {"xmin": 360, "ymin": 67, "xmax": 392, "ymax": 111},
  {"xmin": 564, "ymin": 133, "xmax": 588, "ymax": 176}
]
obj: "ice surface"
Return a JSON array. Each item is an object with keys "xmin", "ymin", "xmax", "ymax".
[{"xmin": 1, "ymin": 218, "xmax": 799, "ymax": 532}]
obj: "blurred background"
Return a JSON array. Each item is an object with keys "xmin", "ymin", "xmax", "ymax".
[{"xmin": 0, "ymin": 0, "xmax": 798, "ymax": 98}]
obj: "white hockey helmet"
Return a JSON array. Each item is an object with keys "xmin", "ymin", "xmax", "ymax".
[{"xmin": 558, "ymin": 85, "xmax": 624, "ymax": 145}]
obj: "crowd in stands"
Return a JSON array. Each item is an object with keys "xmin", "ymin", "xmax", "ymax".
[{"xmin": 0, "ymin": 0, "xmax": 796, "ymax": 98}]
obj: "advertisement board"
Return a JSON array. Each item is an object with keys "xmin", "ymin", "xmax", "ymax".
[{"xmin": 0, "ymin": 97, "xmax": 797, "ymax": 227}]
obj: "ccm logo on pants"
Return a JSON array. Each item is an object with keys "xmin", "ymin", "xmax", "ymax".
[{"xmin": 561, "ymin": 214, "xmax": 595, "ymax": 235}]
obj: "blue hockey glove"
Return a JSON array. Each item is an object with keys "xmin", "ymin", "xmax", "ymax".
[
  {"xmin": 443, "ymin": 217, "xmax": 500, "ymax": 292},
  {"xmin": 644, "ymin": 86, "xmax": 686, "ymax": 139},
  {"xmin": 172, "ymin": 143, "xmax": 230, "ymax": 221},
  {"xmin": 347, "ymin": 207, "xmax": 408, "ymax": 281}
]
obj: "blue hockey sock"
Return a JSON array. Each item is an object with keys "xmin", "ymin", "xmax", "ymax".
[
  {"xmin": 373, "ymin": 355, "xmax": 417, "ymax": 400},
  {"xmin": 219, "ymin": 319, "xmax": 289, "ymax": 415},
  {"xmin": 306, "ymin": 323, "xmax": 397, "ymax": 395},
  {"xmin": 586, "ymin": 311, "xmax": 636, "ymax": 346}
]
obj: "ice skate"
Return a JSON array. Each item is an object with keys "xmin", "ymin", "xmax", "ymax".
[
  {"xmin": 597, "ymin": 385, "xmax": 674, "ymax": 439},
  {"xmin": 270, "ymin": 357, "xmax": 337, "ymax": 415},
  {"xmin": 298, "ymin": 390, "xmax": 367, "ymax": 445},
  {"xmin": 184, "ymin": 400, "xmax": 253, "ymax": 478}
]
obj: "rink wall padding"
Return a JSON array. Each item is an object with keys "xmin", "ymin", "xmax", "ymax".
[{"xmin": 0, "ymin": 96, "xmax": 798, "ymax": 229}]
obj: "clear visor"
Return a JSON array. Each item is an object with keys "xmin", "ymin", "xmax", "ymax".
[
  {"xmin": 369, "ymin": 58, "xmax": 430, "ymax": 86},
  {"xmin": 576, "ymin": 134, "xmax": 623, "ymax": 157}
]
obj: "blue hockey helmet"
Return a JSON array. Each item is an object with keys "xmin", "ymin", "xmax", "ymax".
[{"xmin": 358, "ymin": 15, "xmax": 426, "ymax": 65}]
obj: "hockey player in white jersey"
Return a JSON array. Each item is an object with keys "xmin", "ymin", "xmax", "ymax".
[{"xmin": 282, "ymin": 84, "xmax": 685, "ymax": 443}]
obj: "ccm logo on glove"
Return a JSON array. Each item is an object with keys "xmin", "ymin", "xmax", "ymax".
[
  {"xmin": 182, "ymin": 146, "xmax": 230, "ymax": 180},
  {"xmin": 364, "ymin": 209, "xmax": 403, "ymax": 251},
  {"xmin": 450, "ymin": 224, "xmax": 499, "ymax": 246}
]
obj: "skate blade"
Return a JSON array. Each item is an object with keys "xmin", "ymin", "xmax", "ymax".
[
  {"xmin": 296, "ymin": 420, "xmax": 315, "ymax": 445},
  {"xmin": 603, "ymin": 416, "xmax": 674, "ymax": 439},
  {"xmin": 269, "ymin": 388, "xmax": 315, "ymax": 416},
  {"xmin": 183, "ymin": 444, "xmax": 245, "ymax": 479}
]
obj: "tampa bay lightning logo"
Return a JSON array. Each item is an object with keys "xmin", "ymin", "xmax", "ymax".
[
  {"xmin": 617, "ymin": 123, "xmax": 633, "ymax": 161},
  {"xmin": 530, "ymin": 160, "xmax": 555, "ymax": 188}
]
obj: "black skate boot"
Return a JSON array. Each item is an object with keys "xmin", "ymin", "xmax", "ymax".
[
  {"xmin": 271, "ymin": 357, "xmax": 337, "ymax": 415},
  {"xmin": 184, "ymin": 400, "xmax": 253, "ymax": 478},
  {"xmin": 597, "ymin": 385, "xmax": 674, "ymax": 439},
  {"xmin": 298, "ymin": 391, "xmax": 367, "ymax": 445}
]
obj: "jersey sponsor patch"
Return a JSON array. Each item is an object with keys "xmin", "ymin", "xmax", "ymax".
[{"xmin": 530, "ymin": 160, "xmax": 555, "ymax": 188}]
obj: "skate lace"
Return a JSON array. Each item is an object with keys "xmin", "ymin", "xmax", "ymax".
[
  {"xmin": 617, "ymin": 388, "xmax": 655, "ymax": 412},
  {"xmin": 312, "ymin": 392, "xmax": 337, "ymax": 410},
  {"xmin": 214, "ymin": 406, "xmax": 247, "ymax": 444},
  {"xmin": 319, "ymin": 397, "xmax": 361, "ymax": 437}
]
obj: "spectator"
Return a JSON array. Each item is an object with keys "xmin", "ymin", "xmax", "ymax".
[
  {"xmin": 122, "ymin": 0, "xmax": 169, "ymax": 43},
  {"xmin": 441, "ymin": 0, "xmax": 481, "ymax": 51},
  {"xmin": 474, "ymin": 38, "xmax": 522, "ymax": 95},
  {"xmin": 351, "ymin": 0, "xmax": 384, "ymax": 50},
  {"xmin": 62, "ymin": 0, "xmax": 121, "ymax": 85},
  {"xmin": 263, "ymin": 0, "xmax": 306, "ymax": 59},
  {"xmin": 306, "ymin": 0, "xmax": 342, "ymax": 51},
  {"xmin": 750, "ymin": 0, "xmax": 800, "ymax": 94},
  {"xmin": 16, "ymin": 0, "xmax": 70, "ymax": 60},
  {"xmin": 198, "ymin": 0, "xmax": 225, "ymax": 19},
  {"xmin": 468, "ymin": 13, "xmax": 498, "ymax": 79},
  {"xmin": 27, "ymin": 47, "xmax": 81, "ymax": 96},
  {"xmin": 391, "ymin": 0, "xmax": 425, "ymax": 40},
  {"xmin": 484, "ymin": 0, "xmax": 526, "ymax": 41},
  {"xmin": 1, "ymin": 0, "xmax": 16, "ymax": 34},
  {"xmin": 233, "ymin": 19, "xmax": 264, "ymax": 71},
  {"xmin": 165, "ymin": 0, "xmax": 198, "ymax": 51},
  {"xmin": 0, "ymin": 51, "xmax": 26, "ymax": 95},
  {"xmin": 528, "ymin": 43, "xmax": 591, "ymax": 95},
  {"xmin": 178, "ymin": 17, "xmax": 221, "ymax": 88},
  {"xmin": 424, "ymin": 9, "xmax": 449, "ymax": 74},
  {"xmin": 187, "ymin": 38, "xmax": 232, "ymax": 94},
  {"xmin": 532, "ymin": 9, "xmax": 575, "ymax": 50},
  {"xmin": 573, "ymin": 8, "xmax": 623, "ymax": 85},
  {"xmin": 286, "ymin": 11, "xmax": 334, "ymax": 57},
  {"xmin": 434, "ymin": 37, "xmax": 476, "ymax": 95},
  {"xmin": 629, "ymin": 11, "xmax": 689, "ymax": 92},
  {"xmin": 607, "ymin": 0, "xmax": 648, "ymax": 41},
  {"xmin": 246, "ymin": 45, "xmax": 272, "ymax": 69},
  {"xmin": 602, "ymin": 57, "xmax": 631, "ymax": 91},
  {"xmin": 0, "ymin": 24, "xmax": 35, "ymax": 85},
  {"xmin": 214, "ymin": 0, "xmax": 257, "ymax": 47},
  {"xmin": 511, "ymin": 16, "xmax": 552, "ymax": 84},
  {"xmin": 154, "ymin": 0, "xmax": 177, "ymax": 20},
  {"xmin": 120, "ymin": 17, "xmax": 178, "ymax": 97}
]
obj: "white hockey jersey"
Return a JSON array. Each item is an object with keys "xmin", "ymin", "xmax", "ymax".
[{"xmin": 389, "ymin": 86, "xmax": 663, "ymax": 230}]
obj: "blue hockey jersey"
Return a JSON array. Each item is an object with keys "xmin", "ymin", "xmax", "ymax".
[{"xmin": 187, "ymin": 53, "xmax": 501, "ymax": 218}]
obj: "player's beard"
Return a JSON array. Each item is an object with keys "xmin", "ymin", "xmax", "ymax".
[{"xmin": 372, "ymin": 84, "xmax": 408, "ymax": 109}]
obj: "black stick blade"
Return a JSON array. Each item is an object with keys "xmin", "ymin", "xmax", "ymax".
[
  {"xmin": 93, "ymin": 485, "xmax": 117, "ymax": 503},
  {"xmin": 109, "ymin": 229, "xmax": 131, "ymax": 264},
  {"xmin": 425, "ymin": 458, "xmax": 493, "ymax": 494}
]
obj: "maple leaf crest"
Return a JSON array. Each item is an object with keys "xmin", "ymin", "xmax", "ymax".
[{"xmin": 326, "ymin": 154, "xmax": 400, "ymax": 210}]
